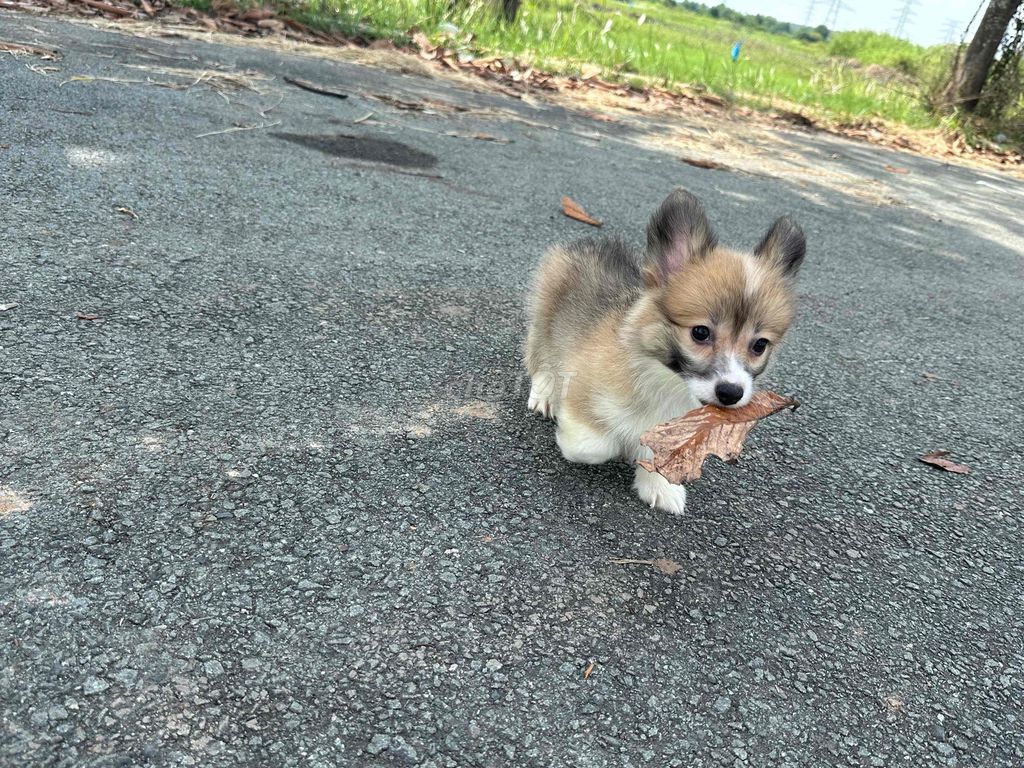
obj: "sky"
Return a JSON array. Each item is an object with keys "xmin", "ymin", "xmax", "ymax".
[{"xmin": 717, "ymin": 0, "xmax": 986, "ymax": 46}]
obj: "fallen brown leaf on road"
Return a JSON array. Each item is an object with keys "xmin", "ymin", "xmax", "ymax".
[
  {"xmin": 116, "ymin": 206, "xmax": 139, "ymax": 219},
  {"xmin": 75, "ymin": 312, "xmax": 100, "ymax": 321},
  {"xmin": 884, "ymin": 164, "xmax": 909, "ymax": 174},
  {"xmin": 638, "ymin": 391, "xmax": 800, "ymax": 484},
  {"xmin": 0, "ymin": 302, "xmax": 17, "ymax": 312},
  {"xmin": 680, "ymin": 156, "xmax": 727, "ymax": 171},
  {"xmin": 918, "ymin": 450, "xmax": 971, "ymax": 474},
  {"xmin": 583, "ymin": 662, "xmax": 594, "ymax": 679},
  {"xmin": 561, "ymin": 196, "xmax": 602, "ymax": 227}
]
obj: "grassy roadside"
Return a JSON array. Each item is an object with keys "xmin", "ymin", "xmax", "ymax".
[{"xmin": 179, "ymin": 0, "xmax": 1021, "ymax": 149}]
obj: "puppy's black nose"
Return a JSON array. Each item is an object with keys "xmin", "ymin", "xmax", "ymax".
[{"xmin": 715, "ymin": 382, "xmax": 744, "ymax": 406}]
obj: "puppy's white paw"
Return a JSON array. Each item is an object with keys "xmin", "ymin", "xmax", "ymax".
[
  {"xmin": 633, "ymin": 466, "xmax": 688, "ymax": 516},
  {"xmin": 527, "ymin": 385, "xmax": 554, "ymax": 419}
]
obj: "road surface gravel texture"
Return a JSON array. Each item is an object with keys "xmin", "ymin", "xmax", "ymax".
[{"xmin": 1, "ymin": 12, "xmax": 1023, "ymax": 768}]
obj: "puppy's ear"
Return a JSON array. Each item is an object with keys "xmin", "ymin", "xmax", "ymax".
[
  {"xmin": 646, "ymin": 189, "xmax": 717, "ymax": 284},
  {"xmin": 755, "ymin": 216, "xmax": 805, "ymax": 277}
]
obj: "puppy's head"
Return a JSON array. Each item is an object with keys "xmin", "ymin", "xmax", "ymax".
[{"xmin": 635, "ymin": 189, "xmax": 805, "ymax": 407}]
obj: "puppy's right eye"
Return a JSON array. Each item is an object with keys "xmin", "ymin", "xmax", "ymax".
[{"xmin": 691, "ymin": 325, "xmax": 711, "ymax": 343}]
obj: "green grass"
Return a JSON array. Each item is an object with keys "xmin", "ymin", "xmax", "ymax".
[
  {"xmin": 828, "ymin": 30, "xmax": 939, "ymax": 78},
  {"xmin": 296, "ymin": 0, "xmax": 946, "ymax": 128},
  {"xmin": 183, "ymin": 0, "xmax": 1024, "ymax": 139}
]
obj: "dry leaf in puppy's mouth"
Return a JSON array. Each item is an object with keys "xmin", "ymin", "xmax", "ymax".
[{"xmin": 638, "ymin": 391, "xmax": 799, "ymax": 484}]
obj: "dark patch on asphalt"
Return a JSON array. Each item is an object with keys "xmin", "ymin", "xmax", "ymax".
[{"xmin": 272, "ymin": 132, "xmax": 438, "ymax": 169}]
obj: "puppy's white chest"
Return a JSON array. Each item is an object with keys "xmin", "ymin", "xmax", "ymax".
[{"xmin": 600, "ymin": 367, "xmax": 698, "ymax": 453}]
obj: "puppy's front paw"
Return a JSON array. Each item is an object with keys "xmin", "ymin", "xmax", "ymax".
[
  {"xmin": 633, "ymin": 466, "xmax": 688, "ymax": 516},
  {"xmin": 527, "ymin": 385, "xmax": 554, "ymax": 419}
]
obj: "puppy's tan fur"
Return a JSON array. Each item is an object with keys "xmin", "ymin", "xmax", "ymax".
[{"xmin": 525, "ymin": 189, "xmax": 805, "ymax": 514}]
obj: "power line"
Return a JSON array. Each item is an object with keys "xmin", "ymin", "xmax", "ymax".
[
  {"xmin": 823, "ymin": 0, "xmax": 852, "ymax": 30},
  {"xmin": 892, "ymin": 0, "xmax": 919, "ymax": 39},
  {"xmin": 804, "ymin": 0, "xmax": 818, "ymax": 27}
]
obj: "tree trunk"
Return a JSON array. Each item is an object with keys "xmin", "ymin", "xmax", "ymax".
[
  {"xmin": 949, "ymin": 0, "xmax": 1023, "ymax": 111},
  {"xmin": 501, "ymin": 0, "xmax": 520, "ymax": 23}
]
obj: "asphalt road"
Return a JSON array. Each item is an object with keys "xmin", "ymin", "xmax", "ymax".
[{"xmin": 1, "ymin": 12, "xmax": 1023, "ymax": 768}]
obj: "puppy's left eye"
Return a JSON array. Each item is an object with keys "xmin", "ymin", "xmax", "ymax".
[{"xmin": 751, "ymin": 338, "xmax": 770, "ymax": 356}]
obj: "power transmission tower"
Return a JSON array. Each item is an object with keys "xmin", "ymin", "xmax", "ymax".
[
  {"xmin": 892, "ymin": 0, "xmax": 919, "ymax": 39},
  {"xmin": 823, "ymin": 0, "xmax": 852, "ymax": 29},
  {"xmin": 942, "ymin": 17, "xmax": 961, "ymax": 43},
  {"xmin": 804, "ymin": 0, "xmax": 818, "ymax": 26}
]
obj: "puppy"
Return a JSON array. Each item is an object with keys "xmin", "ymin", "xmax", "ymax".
[{"xmin": 524, "ymin": 189, "xmax": 805, "ymax": 514}]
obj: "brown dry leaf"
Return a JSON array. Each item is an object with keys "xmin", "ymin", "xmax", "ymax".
[
  {"xmin": 115, "ymin": 206, "xmax": 139, "ymax": 219},
  {"xmin": 918, "ymin": 450, "xmax": 971, "ymax": 475},
  {"xmin": 583, "ymin": 662, "xmax": 594, "ymax": 680},
  {"xmin": 680, "ymin": 156, "xmax": 726, "ymax": 170},
  {"xmin": 638, "ymin": 391, "xmax": 800, "ymax": 484},
  {"xmin": 561, "ymin": 196, "xmax": 602, "ymax": 227},
  {"xmin": 75, "ymin": 312, "xmax": 100, "ymax": 321},
  {"xmin": 652, "ymin": 557, "xmax": 682, "ymax": 576},
  {"xmin": 411, "ymin": 31, "xmax": 436, "ymax": 57},
  {"xmin": 884, "ymin": 164, "xmax": 909, "ymax": 174}
]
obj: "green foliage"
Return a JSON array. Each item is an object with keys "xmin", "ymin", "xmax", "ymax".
[
  {"xmin": 674, "ymin": 1, "xmax": 824, "ymax": 41},
  {"xmin": 216, "ymin": 0, "xmax": 1014, "ymax": 134},
  {"xmin": 827, "ymin": 30, "xmax": 942, "ymax": 78}
]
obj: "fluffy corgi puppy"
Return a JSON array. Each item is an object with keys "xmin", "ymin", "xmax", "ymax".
[{"xmin": 524, "ymin": 189, "xmax": 805, "ymax": 514}]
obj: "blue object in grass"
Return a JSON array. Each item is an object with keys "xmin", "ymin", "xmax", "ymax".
[{"xmin": 731, "ymin": 41, "xmax": 742, "ymax": 62}]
